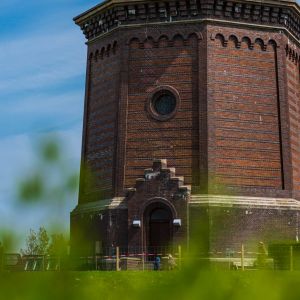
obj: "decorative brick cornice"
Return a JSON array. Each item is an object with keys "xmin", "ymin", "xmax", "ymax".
[
  {"xmin": 210, "ymin": 32, "xmax": 279, "ymax": 49},
  {"xmin": 74, "ymin": 0, "xmax": 300, "ymax": 44},
  {"xmin": 126, "ymin": 159, "xmax": 191, "ymax": 202}
]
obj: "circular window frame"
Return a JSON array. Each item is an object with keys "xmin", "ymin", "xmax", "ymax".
[{"xmin": 147, "ymin": 86, "xmax": 180, "ymax": 121}]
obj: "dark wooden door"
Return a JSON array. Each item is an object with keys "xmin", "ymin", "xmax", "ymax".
[
  {"xmin": 149, "ymin": 221, "xmax": 171, "ymax": 248},
  {"xmin": 148, "ymin": 208, "xmax": 172, "ymax": 255}
]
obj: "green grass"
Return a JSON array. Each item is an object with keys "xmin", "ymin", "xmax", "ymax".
[{"xmin": 1, "ymin": 270, "xmax": 300, "ymax": 300}]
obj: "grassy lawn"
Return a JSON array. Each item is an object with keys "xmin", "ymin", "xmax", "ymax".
[{"xmin": 1, "ymin": 270, "xmax": 300, "ymax": 300}]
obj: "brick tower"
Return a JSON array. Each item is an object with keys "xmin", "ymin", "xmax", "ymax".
[{"xmin": 71, "ymin": 0, "xmax": 300, "ymax": 258}]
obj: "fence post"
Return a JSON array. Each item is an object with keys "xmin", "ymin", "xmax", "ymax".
[
  {"xmin": 241, "ymin": 244, "xmax": 245, "ymax": 271},
  {"xmin": 142, "ymin": 251, "xmax": 145, "ymax": 271},
  {"xmin": 116, "ymin": 247, "xmax": 120, "ymax": 271},
  {"xmin": 178, "ymin": 245, "xmax": 182, "ymax": 270},
  {"xmin": 290, "ymin": 245, "xmax": 293, "ymax": 271}
]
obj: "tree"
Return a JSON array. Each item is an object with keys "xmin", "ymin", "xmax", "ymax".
[
  {"xmin": 21, "ymin": 229, "xmax": 38, "ymax": 255},
  {"xmin": 21, "ymin": 228, "xmax": 68, "ymax": 257},
  {"xmin": 37, "ymin": 227, "xmax": 50, "ymax": 255},
  {"xmin": 21, "ymin": 227, "xmax": 49, "ymax": 256}
]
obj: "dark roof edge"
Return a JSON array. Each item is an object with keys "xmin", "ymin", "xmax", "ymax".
[
  {"xmin": 73, "ymin": 0, "xmax": 300, "ymax": 25},
  {"xmin": 73, "ymin": 0, "xmax": 138, "ymax": 24},
  {"xmin": 73, "ymin": 0, "xmax": 108, "ymax": 23}
]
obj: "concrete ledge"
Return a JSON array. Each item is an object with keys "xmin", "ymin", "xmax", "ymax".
[
  {"xmin": 190, "ymin": 194, "xmax": 300, "ymax": 210},
  {"xmin": 71, "ymin": 197, "xmax": 126, "ymax": 215}
]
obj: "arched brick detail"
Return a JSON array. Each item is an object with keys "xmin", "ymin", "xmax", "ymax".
[{"xmin": 141, "ymin": 197, "xmax": 178, "ymax": 218}]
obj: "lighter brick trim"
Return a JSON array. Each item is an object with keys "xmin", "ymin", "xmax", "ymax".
[
  {"xmin": 190, "ymin": 194, "xmax": 300, "ymax": 210},
  {"xmin": 71, "ymin": 197, "xmax": 126, "ymax": 215}
]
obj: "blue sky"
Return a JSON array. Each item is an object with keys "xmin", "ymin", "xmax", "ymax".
[{"xmin": 0, "ymin": 0, "xmax": 100, "ymax": 245}]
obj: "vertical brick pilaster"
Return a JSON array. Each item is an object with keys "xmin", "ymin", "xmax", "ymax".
[{"xmin": 115, "ymin": 33, "xmax": 130, "ymax": 197}]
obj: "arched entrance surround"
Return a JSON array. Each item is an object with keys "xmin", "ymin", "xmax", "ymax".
[{"xmin": 142, "ymin": 198, "xmax": 177, "ymax": 256}]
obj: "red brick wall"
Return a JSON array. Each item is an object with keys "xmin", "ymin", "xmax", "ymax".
[
  {"xmin": 81, "ymin": 40, "xmax": 120, "ymax": 202},
  {"xmin": 125, "ymin": 34, "xmax": 200, "ymax": 190},
  {"xmin": 207, "ymin": 27, "xmax": 283, "ymax": 190},
  {"xmin": 188, "ymin": 205, "xmax": 300, "ymax": 257},
  {"xmin": 73, "ymin": 21, "xmax": 300, "ymax": 258},
  {"xmin": 286, "ymin": 44, "xmax": 300, "ymax": 199},
  {"xmin": 79, "ymin": 24, "xmax": 299, "ymax": 200},
  {"xmin": 207, "ymin": 206, "xmax": 300, "ymax": 255}
]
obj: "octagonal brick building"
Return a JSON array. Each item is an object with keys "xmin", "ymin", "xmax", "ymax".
[{"xmin": 71, "ymin": 0, "xmax": 300, "ymax": 258}]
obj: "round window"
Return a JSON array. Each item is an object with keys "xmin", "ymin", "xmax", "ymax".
[
  {"xmin": 148, "ymin": 87, "xmax": 179, "ymax": 121},
  {"xmin": 152, "ymin": 92, "xmax": 176, "ymax": 116}
]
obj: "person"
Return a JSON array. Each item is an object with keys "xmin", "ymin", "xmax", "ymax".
[
  {"xmin": 167, "ymin": 254, "xmax": 177, "ymax": 270},
  {"xmin": 153, "ymin": 255, "xmax": 161, "ymax": 271},
  {"xmin": 109, "ymin": 242, "xmax": 116, "ymax": 256}
]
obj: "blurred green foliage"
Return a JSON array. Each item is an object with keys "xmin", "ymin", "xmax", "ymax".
[
  {"xmin": 1, "ymin": 270, "xmax": 300, "ymax": 300},
  {"xmin": 3, "ymin": 137, "xmax": 300, "ymax": 300},
  {"xmin": 41, "ymin": 140, "xmax": 60, "ymax": 162},
  {"xmin": 19, "ymin": 174, "xmax": 44, "ymax": 203},
  {"xmin": 17, "ymin": 138, "xmax": 79, "ymax": 205},
  {"xmin": 0, "ymin": 137, "xmax": 81, "ymax": 255},
  {"xmin": 48, "ymin": 234, "xmax": 68, "ymax": 256},
  {"xmin": 0, "ymin": 229, "xmax": 19, "ymax": 253},
  {"xmin": 65, "ymin": 173, "xmax": 80, "ymax": 192}
]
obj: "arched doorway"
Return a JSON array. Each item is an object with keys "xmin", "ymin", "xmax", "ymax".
[{"xmin": 145, "ymin": 203, "xmax": 173, "ymax": 256}]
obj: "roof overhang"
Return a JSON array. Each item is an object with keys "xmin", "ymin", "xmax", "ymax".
[
  {"xmin": 74, "ymin": 0, "xmax": 300, "ymax": 25},
  {"xmin": 74, "ymin": 0, "xmax": 148, "ymax": 24}
]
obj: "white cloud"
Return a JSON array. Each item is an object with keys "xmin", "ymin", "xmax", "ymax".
[
  {"xmin": 0, "ymin": 29, "xmax": 86, "ymax": 95},
  {"xmin": 0, "ymin": 11, "xmax": 87, "ymax": 136},
  {"xmin": 2, "ymin": 90, "xmax": 83, "ymax": 115}
]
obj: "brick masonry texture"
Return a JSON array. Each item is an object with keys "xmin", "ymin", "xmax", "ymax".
[
  {"xmin": 72, "ymin": 0, "xmax": 300, "ymax": 256},
  {"xmin": 125, "ymin": 33, "xmax": 199, "ymax": 191},
  {"xmin": 80, "ymin": 38, "xmax": 120, "ymax": 202},
  {"xmin": 207, "ymin": 27, "xmax": 282, "ymax": 191},
  {"xmin": 190, "ymin": 205, "xmax": 300, "ymax": 255},
  {"xmin": 286, "ymin": 44, "xmax": 300, "ymax": 199},
  {"xmin": 126, "ymin": 160, "xmax": 189, "ymax": 249},
  {"xmin": 79, "ymin": 24, "xmax": 300, "ymax": 200}
]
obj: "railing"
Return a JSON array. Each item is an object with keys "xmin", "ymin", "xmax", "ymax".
[
  {"xmin": 1, "ymin": 243, "xmax": 300, "ymax": 271},
  {"xmin": 72, "ymin": 245, "xmax": 182, "ymax": 271},
  {"xmin": 0, "ymin": 254, "xmax": 63, "ymax": 272}
]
